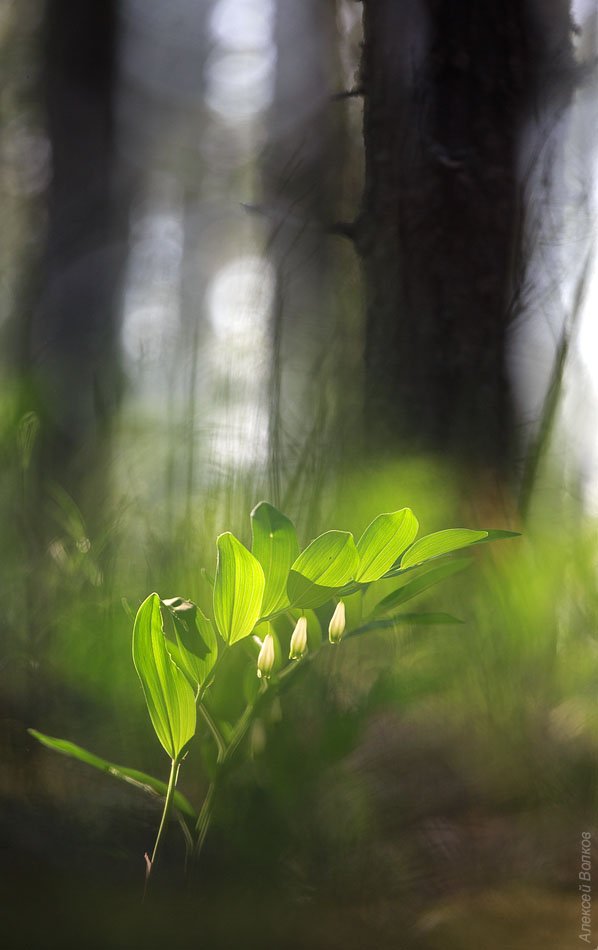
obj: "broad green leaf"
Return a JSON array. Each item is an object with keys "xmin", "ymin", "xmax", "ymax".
[
  {"xmin": 132, "ymin": 593, "xmax": 197, "ymax": 760},
  {"xmin": 287, "ymin": 530, "xmax": 359, "ymax": 608},
  {"xmin": 162, "ymin": 598, "xmax": 218, "ymax": 689},
  {"xmin": 251, "ymin": 502, "xmax": 299, "ymax": 615},
  {"xmin": 213, "ymin": 533, "xmax": 265, "ymax": 645},
  {"xmin": 28, "ymin": 729, "xmax": 197, "ymax": 820},
  {"xmin": 165, "ymin": 640, "xmax": 193, "ymax": 688},
  {"xmin": 286, "ymin": 575, "xmax": 337, "ymax": 610},
  {"xmin": 162, "ymin": 598, "xmax": 211, "ymax": 659},
  {"xmin": 373, "ymin": 558, "xmax": 472, "ymax": 614},
  {"xmin": 400, "ymin": 528, "xmax": 488, "ymax": 569},
  {"xmin": 382, "ymin": 528, "xmax": 518, "ymax": 579},
  {"xmin": 355, "ymin": 508, "xmax": 419, "ymax": 582}
]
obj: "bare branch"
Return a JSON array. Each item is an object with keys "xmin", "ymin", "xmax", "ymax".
[{"xmin": 331, "ymin": 87, "xmax": 365, "ymax": 102}]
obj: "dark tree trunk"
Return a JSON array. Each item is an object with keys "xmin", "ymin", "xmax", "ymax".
[
  {"xmin": 27, "ymin": 0, "xmax": 129, "ymax": 528},
  {"xmin": 358, "ymin": 0, "xmax": 575, "ymax": 480}
]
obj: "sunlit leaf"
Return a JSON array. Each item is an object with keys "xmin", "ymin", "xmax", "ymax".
[
  {"xmin": 162, "ymin": 598, "xmax": 218, "ymax": 689},
  {"xmin": 213, "ymin": 533, "xmax": 265, "ymax": 645},
  {"xmin": 132, "ymin": 593, "xmax": 196, "ymax": 760},
  {"xmin": 162, "ymin": 598, "xmax": 210, "ymax": 658},
  {"xmin": 28, "ymin": 729, "xmax": 197, "ymax": 820},
  {"xmin": 355, "ymin": 508, "xmax": 419, "ymax": 582},
  {"xmin": 287, "ymin": 530, "xmax": 359, "ymax": 608},
  {"xmin": 373, "ymin": 558, "xmax": 472, "ymax": 614},
  {"xmin": 400, "ymin": 528, "xmax": 488, "ymax": 568},
  {"xmin": 251, "ymin": 502, "xmax": 299, "ymax": 615}
]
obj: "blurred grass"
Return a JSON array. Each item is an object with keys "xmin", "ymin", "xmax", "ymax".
[{"xmin": 1, "ymin": 393, "xmax": 597, "ymax": 946}]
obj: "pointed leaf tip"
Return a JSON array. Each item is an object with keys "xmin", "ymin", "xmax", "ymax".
[
  {"xmin": 400, "ymin": 528, "xmax": 488, "ymax": 569},
  {"xmin": 27, "ymin": 729, "xmax": 197, "ymax": 819},
  {"xmin": 355, "ymin": 508, "xmax": 419, "ymax": 582}
]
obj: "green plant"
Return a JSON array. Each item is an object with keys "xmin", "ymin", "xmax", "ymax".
[{"xmin": 29, "ymin": 502, "xmax": 517, "ymax": 888}]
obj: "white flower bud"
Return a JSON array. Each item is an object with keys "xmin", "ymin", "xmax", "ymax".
[
  {"xmin": 257, "ymin": 633, "xmax": 275, "ymax": 679},
  {"xmin": 289, "ymin": 615, "xmax": 308, "ymax": 660},
  {"xmin": 328, "ymin": 600, "xmax": 346, "ymax": 644}
]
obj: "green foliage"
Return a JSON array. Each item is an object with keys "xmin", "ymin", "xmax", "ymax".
[
  {"xmin": 213, "ymin": 532, "xmax": 265, "ymax": 644},
  {"xmin": 27, "ymin": 730, "xmax": 197, "ymax": 820},
  {"xmin": 251, "ymin": 501, "xmax": 299, "ymax": 615},
  {"xmin": 355, "ymin": 508, "xmax": 419, "ymax": 582},
  {"xmin": 132, "ymin": 593, "xmax": 197, "ymax": 760},
  {"xmin": 29, "ymin": 500, "xmax": 517, "ymax": 887},
  {"xmin": 162, "ymin": 597, "xmax": 217, "ymax": 690},
  {"xmin": 288, "ymin": 530, "xmax": 359, "ymax": 607},
  {"xmin": 400, "ymin": 528, "xmax": 488, "ymax": 569},
  {"xmin": 373, "ymin": 558, "xmax": 472, "ymax": 615}
]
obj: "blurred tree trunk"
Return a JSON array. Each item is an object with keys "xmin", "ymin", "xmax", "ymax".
[
  {"xmin": 358, "ymin": 0, "xmax": 576, "ymax": 490},
  {"xmin": 26, "ymin": 0, "xmax": 129, "ymax": 533},
  {"xmin": 262, "ymin": 0, "xmax": 344, "ymax": 526}
]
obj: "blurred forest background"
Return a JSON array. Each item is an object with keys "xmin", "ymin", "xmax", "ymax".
[{"xmin": 2, "ymin": 1, "xmax": 598, "ymax": 947}]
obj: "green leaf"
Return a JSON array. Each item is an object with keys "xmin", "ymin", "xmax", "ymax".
[
  {"xmin": 373, "ymin": 558, "xmax": 472, "ymax": 614},
  {"xmin": 350, "ymin": 612, "xmax": 463, "ymax": 636},
  {"xmin": 477, "ymin": 529, "xmax": 521, "ymax": 544},
  {"xmin": 132, "ymin": 593, "xmax": 197, "ymax": 760},
  {"xmin": 162, "ymin": 598, "xmax": 211, "ymax": 659},
  {"xmin": 355, "ymin": 508, "xmax": 419, "ymax": 582},
  {"xmin": 162, "ymin": 598, "xmax": 218, "ymax": 689},
  {"xmin": 400, "ymin": 528, "xmax": 488, "ymax": 569},
  {"xmin": 213, "ymin": 533, "xmax": 265, "ymax": 645},
  {"xmin": 251, "ymin": 502, "xmax": 299, "ymax": 615},
  {"xmin": 28, "ymin": 729, "xmax": 197, "ymax": 820},
  {"xmin": 287, "ymin": 530, "xmax": 359, "ymax": 608}
]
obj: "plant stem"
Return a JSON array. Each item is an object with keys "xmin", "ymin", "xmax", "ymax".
[
  {"xmin": 222, "ymin": 697, "xmax": 258, "ymax": 763},
  {"xmin": 198, "ymin": 702, "xmax": 226, "ymax": 761},
  {"xmin": 144, "ymin": 756, "xmax": 179, "ymax": 896},
  {"xmin": 191, "ymin": 668, "xmax": 309, "ymax": 864},
  {"xmin": 194, "ymin": 780, "xmax": 216, "ymax": 861},
  {"xmin": 192, "ymin": 683, "xmax": 267, "ymax": 859}
]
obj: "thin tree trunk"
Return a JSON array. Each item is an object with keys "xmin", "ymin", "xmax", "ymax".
[{"xmin": 27, "ymin": 0, "xmax": 129, "ymax": 531}]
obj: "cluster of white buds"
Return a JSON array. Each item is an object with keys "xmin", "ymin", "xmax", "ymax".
[
  {"xmin": 328, "ymin": 600, "xmax": 346, "ymax": 644},
  {"xmin": 289, "ymin": 616, "xmax": 308, "ymax": 660},
  {"xmin": 256, "ymin": 633, "xmax": 275, "ymax": 680},
  {"xmin": 257, "ymin": 600, "xmax": 347, "ymax": 678}
]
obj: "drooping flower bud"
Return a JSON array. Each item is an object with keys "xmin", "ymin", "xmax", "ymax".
[
  {"xmin": 257, "ymin": 633, "xmax": 275, "ymax": 679},
  {"xmin": 328, "ymin": 600, "xmax": 346, "ymax": 644},
  {"xmin": 289, "ymin": 615, "xmax": 308, "ymax": 660}
]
